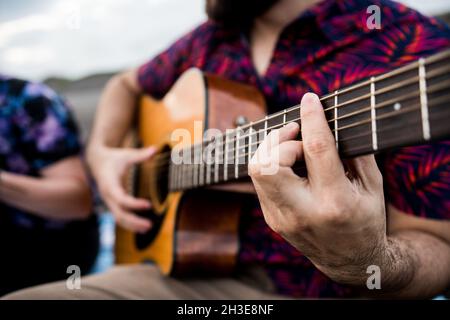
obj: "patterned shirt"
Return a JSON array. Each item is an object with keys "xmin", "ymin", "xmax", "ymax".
[
  {"xmin": 137, "ymin": 0, "xmax": 450, "ymax": 297},
  {"xmin": 0, "ymin": 75, "xmax": 81, "ymax": 229}
]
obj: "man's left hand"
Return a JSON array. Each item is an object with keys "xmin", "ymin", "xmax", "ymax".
[{"xmin": 249, "ymin": 93, "xmax": 387, "ymax": 285}]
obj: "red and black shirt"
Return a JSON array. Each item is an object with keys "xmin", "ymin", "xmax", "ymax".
[{"xmin": 137, "ymin": 0, "xmax": 450, "ymax": 297}]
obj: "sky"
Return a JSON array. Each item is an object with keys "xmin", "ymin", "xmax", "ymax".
[{"xmin": 1, "ymin": 0, "xmax": 449, "ymax": 81}]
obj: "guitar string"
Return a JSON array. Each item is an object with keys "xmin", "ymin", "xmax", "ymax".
[
  {"xmin": 177, "ymin": 58, "xmax": 450, "ymax": 156},
  {"xmin": 148, "ymin": 96, "xmax": 449, "ymax": 182},
  {"xmin": 133, "ymin": 51, "xmax": 450, "ymax": 172},
  {"xmin": 147, "ymin": 68, "xmax": 450, "ymax": 163},
  {"xmin": 218, "ymin": 87, "xmax": 450, "ymax": 158},
  {"xmin": 147, "ymin": 84, "xmax": 450, "ymax": 165},
  {"xmin": 156, "ymin": 97, "xmax": 449, "ymax": 179},
  {"xmin": 183, "ymin": 68, "xmax": 448, "ymax": 158},
  {"xmin": 170, "ymin": 50, "xmax": 450, "ymax": 188}
]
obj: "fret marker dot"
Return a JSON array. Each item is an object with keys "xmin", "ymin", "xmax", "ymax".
[{"xmin": 394, "ymin": 103, "xmax": 401, "ymax": 111}]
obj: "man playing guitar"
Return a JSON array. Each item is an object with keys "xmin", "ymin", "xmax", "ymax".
[{"xmin": 5, "ymin": 0, "xmax": 450, "ymax": 299}]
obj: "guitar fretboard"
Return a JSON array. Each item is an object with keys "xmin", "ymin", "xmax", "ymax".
[{"xmin": 166, "ymin": 49, "xmax": 450, "ymax": 191}]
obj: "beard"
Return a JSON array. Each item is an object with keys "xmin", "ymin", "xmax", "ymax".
[{"xmin": 206, "ymin": 0, "xmax": 280, "ymax": 28}]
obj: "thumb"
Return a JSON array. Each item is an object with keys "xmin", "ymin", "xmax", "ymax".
[{"xmin": 126, "ymin": 146, "xmax": 157, "ymax": 164}]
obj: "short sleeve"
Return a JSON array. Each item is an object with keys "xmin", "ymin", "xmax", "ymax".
[
  {"xmin": 137, "ymin": 27, "xmax": 198, "ymax": 99},
  {"xmin": 136, "ymin": 20, "xmax": 221, "ymax": 99},
  {"xmin": 17, "ymin": 81, "xmax": 81, "ymax": 171}
]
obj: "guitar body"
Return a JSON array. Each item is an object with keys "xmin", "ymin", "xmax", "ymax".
[
  {"xmin": 115, "ymin": 69, "xmax": 266, "ymax": 276},
  {"xmin": 114, "ymin": 49, "xmax": 450, "ymax": 277}
]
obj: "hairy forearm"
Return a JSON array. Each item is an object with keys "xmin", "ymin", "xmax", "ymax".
[
  {"xmin": 87, "ymin": 71, "xmax": 140, "ymax": 154},
  {"xmin": 0, "ymin": 171, "xmax": 91, "ymax": 220},
  {"xmin": 379, "ymin": 231, "xmax": 450, "ymax": 298},
  {"xmin": 325, "ymin": 230, "xmax": 450, "ymax": 298}
]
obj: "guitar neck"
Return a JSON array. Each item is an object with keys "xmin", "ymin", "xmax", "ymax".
[{"xmin": 169, "ymin": 49, "xmax": 450, "ymax": 191}]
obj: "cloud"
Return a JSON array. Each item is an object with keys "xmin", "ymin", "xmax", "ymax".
[
  {"xmin": 0, "ymin": 0, "xmax": 205, "ymax": 80},
  {"xmin": 0, "ymin": 0, "xmax": 448, "ymax": 81},
  {"xmin": 398, "ymin": 0, "xmax": 450, "ymax": 15}
]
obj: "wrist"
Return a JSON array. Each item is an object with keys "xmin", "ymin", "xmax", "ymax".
[
  {"xmin": 316, "ymin": 236, "xmax": 389, "ymax": 287},
  {"xmin": 374, "ymin": 236, "xmax": 416, "ymax": 293},
  {"xmin": 86, "ymin": 143, "xmax": 109, "ymax": 176},
  {"xmin": 322, "ymin": 236, "xmax": 416, "ymax": 295}
]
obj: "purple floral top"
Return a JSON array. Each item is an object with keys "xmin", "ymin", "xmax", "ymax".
[
  {"xmin": 0, "ymin": 75, "xmax": 81, "ymax": 229},
  {"xmin": 137, "ymin": 0, "xmax": 450, "ymax": 297}
]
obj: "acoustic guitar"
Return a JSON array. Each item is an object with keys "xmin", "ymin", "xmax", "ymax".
[{"xmin": 115, "ymin": 49, "xmax": 450, "ymax": 277}]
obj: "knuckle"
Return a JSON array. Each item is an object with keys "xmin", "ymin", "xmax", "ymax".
[
  {"xmin": 248, "ymin": 162, "xmax": 262, "ymax": 177},
  {"xmin": 318, "ymin": 201, "xmax": 350, "ymax": 225},
  {"xmin": 276, "ymin": 221, "xmax": 295, "ymax": 237},
  {"xmin": 265, "ymin": 216, "xmax": 282, "ymax": 234},
  {"xmin": 99, "ymin": 184, "xmax": 113, "ymax": 199},
  {"xmin": 304, "ymin": 137, "xmax": 330, "ymax": 156},
  {"xmin": 373, "ymin": 170, "xmax": 383, "ymax": 187}
]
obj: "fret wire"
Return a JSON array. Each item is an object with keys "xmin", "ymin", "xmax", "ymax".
[
  {"xmin": 172, "ymin": 164, "xmax": 175, "ymax": 189},
  {"xmin": 180, "ymin": 155, "xmax": 185, "ymax": 189},
  {"xmin": 193, "ymin": 145, "xmax": 198, "ymax": 187},
  {"xmin": 178, "ymin": 61, "xmax": 450, "ymax": 160},
  {"xmin": 199, "ymin": 143, "xmax": 204, "ymax": 186},
  {"xmin": 225, "ymin": 95, "xmax": 449, "ymax": 161},
  {"xmin": 248, "ymin": 125, "xmax": 253, "ymax": 164},
  {"xmin": 263, "ymin": 116, "xmax": 268, "ymax": 139},
  {"xmin": 164, "ymin": 96, "xmax": 450, "ymax": 189},
  {"xmin": 159, "ymin": 78, "xmax": 443, "ymax": 170},
  {"xmin": 225, "ymin": 97, "xmax": 449, "ymax": 160},
  {"xmin": 334, "ymin": 90, "xmax": 339, "ymax": 150},
  {"xmin": 170, "ymin": 164, "xmax": 174, "ymax": 189},
  {"xmin": 177, "ymin": 163, "xmax": 181, "ymax": 189},
  {"xmin": 224, "ymin": 132, "xmax": 229, "ymax": 181},
  {"xmin": 178, "ymin": 163, "xmax": 182, "ymax": 189},
  {"xmin": 193, "ymin": 66, "xmax": 449, "ymax": 155},
  {"xmin": 174, "ymin": 163, "xmax": 177, "ymax": 189},
  {"xmin": 158, "ymin": 75, "xmax": 450, "ymax": 167},
  {"xmin": 211, "ymin": 76, "xmax": 450, "ymax": 154},
  {"xmin": 169, "ymin": 95, "xmax": 450, "ymax": 191},
  {"xmin": 419, "ymin": 58, "xmax": 431, "ymax": 140},
  {"xmin": 206, "ymin": 141, "xmax": 212, "ymax": 185},
  {"xmin": 214, "ymin": 138, "xmax": 220, "ymax": 183},
  {"xmin": 155, "ymin": 54, "xmax": 450, "ymax": 168},
  {"xmin": 370, "ymin": 77, "xmax": 378, "ymax": 151},
  {"xmin": 235, "ymin": 129, "xmax": 240, "ymax": 179},
  {"xmin": 165, "ymin": 91, "xmax": 450, "ymax": 179},
  {"xmin": 193, "ymin": 53, "xmax": 450, "ymax": 160}
]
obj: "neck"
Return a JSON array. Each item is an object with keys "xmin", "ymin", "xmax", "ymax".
[
  {"xmin": 255, "ymin": 0, "xmax": 320, "ymax": 32},
  {"xmin": 167, "ymin": 49, "xmax": 450, "ymax": 191}
]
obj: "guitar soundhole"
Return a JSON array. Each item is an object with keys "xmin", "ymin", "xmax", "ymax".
[
  {"xmin": 135, "ymin": 209, "xmax": 164, "ymax": 250},
  {"xmin": 133, "ymin": 145, "xmax": 171, "ymax": 250},
  {"xmin": 130, "ymin": 162, "xmax": 166, "ymax": 250}
]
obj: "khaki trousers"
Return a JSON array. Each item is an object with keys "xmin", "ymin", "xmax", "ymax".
[{"xmin": 2, "ymin": 264, "xmax": 286, "ymax": 300}]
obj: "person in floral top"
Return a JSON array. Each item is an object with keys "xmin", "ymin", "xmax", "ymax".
[{"xmin": 0, "ymin": 75, "xmax": 98, "ymax": 295}]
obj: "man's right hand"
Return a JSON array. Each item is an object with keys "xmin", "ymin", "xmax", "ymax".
[{"xmin": 90, "ymin": 146, "xmax": 156, "ymax": 233}]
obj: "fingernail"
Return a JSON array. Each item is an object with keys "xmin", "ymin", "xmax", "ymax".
[
  {"xmin": 286, "ymin": 122, "xmax": 298, "ymax": 130},
  {"xmin": 301, "ymin": 92, "xmax": 320, "ymax": 106}
]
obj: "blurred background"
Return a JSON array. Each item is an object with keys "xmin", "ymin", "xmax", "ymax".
[
  {"xmin": 1, "ymin": 0, "xmax": 450, "ymax": 140},
  {"xmin": 1, "ymin": 0, "xmax": 449, "ymax": 275}
]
